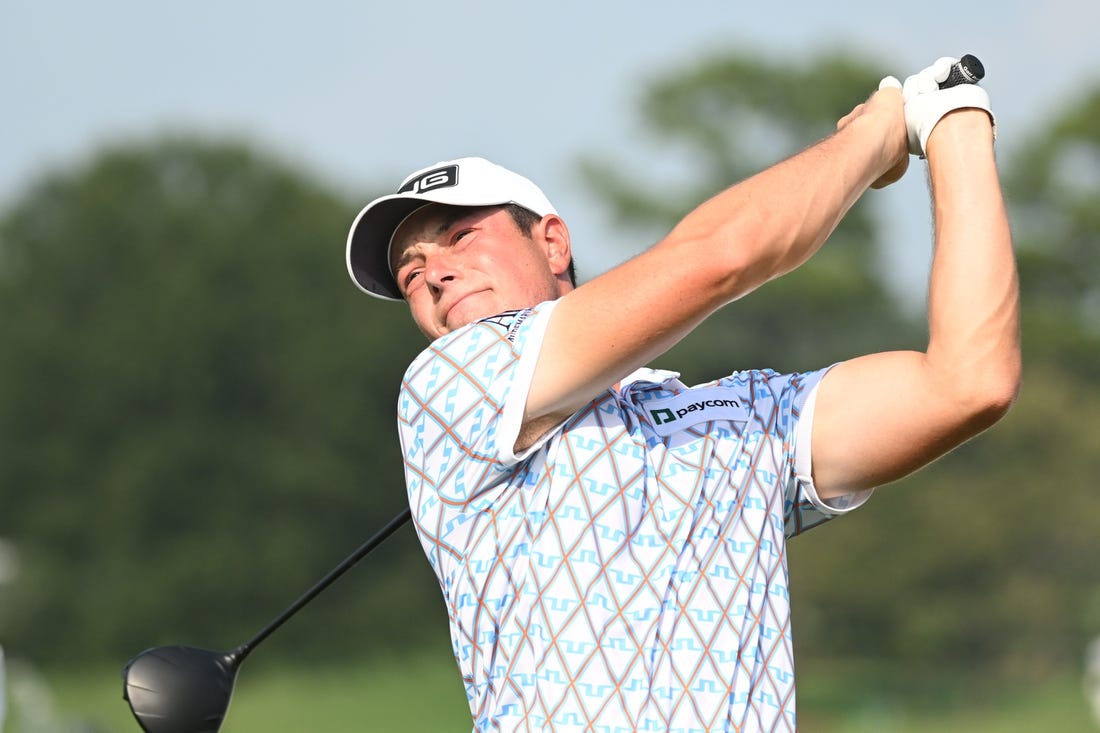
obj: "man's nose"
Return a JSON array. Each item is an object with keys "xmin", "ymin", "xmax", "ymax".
[{"xmin": 423, "ymin": 251, "xmax": 459, "ymax": 291}]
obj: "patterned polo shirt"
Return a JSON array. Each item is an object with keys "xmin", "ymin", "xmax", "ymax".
[{"xmin": 397, "ymin": 301, "xmax": 870, "ymax": 732}]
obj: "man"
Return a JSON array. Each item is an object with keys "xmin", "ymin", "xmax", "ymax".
[{"xmin": 345, "ymin": 57, "xmax": 1019, "ymax": 731}]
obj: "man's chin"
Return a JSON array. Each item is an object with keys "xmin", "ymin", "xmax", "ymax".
[
  {"xmin": 442, "ymin": 314, "xmax": 479, "ymax": 333},
  {"xmin": 445, "ymin": 297, "xmax": 496, "ymax": 332}
]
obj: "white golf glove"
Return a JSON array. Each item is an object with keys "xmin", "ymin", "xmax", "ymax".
[{"xmin": 879, "ymin": 56, "xmax": 996, "ymax": 157}]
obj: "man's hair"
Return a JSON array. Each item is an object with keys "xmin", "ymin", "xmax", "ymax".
[{"xmin": 503, "ymin": 204, "xmax": 578, "ymax": 287}]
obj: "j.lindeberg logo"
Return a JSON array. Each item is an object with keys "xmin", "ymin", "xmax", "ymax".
[
  {"xmin": 398, "ymin": 165, "xmax": 459, "ymax": 194},
  {"xmin": 645, "ymin": 389, "xmax": 750, "ymax": 436}
]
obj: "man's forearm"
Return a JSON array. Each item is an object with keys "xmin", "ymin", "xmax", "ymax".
[
  {"xmin": 926, "ymin": 110, "xmax": 1021, "ymax": 412},
  {"xmin": 659, "ymin": 98, "xmax": 904, "ymax": 301}
]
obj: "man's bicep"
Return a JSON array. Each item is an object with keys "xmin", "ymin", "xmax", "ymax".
[{"xmin": 809, "ymin": 350, "xmax": 977, "ymax": 499}]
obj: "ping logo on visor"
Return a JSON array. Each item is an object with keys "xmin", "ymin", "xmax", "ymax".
[{"xmin": 399, "ymin": 165, "xmax": 459, "ymax": 194}]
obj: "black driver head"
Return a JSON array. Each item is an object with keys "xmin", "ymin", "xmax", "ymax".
[{"xmin": 122, "ymin": 645, "xmax": 241, "ymax": 733}]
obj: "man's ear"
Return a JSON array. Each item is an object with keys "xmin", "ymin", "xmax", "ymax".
[{"xmin": 539, "ymin": 214, "xmax": 572, "ymax": 277}]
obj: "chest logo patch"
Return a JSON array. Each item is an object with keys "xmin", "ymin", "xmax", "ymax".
[{"xmin": 644, "ymin": 387, "xmax": 751, "ymax": 437}]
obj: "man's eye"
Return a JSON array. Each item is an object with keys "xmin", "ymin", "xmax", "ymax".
[{"xmin": 404, "ymin": 270, "xmax": 423, "ymax": 287}]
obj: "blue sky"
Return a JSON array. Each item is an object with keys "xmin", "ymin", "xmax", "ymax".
[{"xmin": 3, "ymin": 0, "xmax": 1098, "ymax": 300}]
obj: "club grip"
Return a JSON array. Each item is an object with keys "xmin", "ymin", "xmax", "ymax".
[{"xmin": 939, "ymin": 54, "xmax": 985, "ymax": 89}]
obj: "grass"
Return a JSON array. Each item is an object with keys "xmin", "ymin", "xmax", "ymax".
[
  {"xmin": 13, "ymin": 651, "xmax": 1098, "ymax": 732},
  {"xmin": 796, "ymin": 658, "xmax": 1097, "ymax": 733},
  {"xmin": 17, "ymin": 648, "xmax": 471, "ymax": 732}
]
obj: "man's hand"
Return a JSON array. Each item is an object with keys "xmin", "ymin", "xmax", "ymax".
[
  {"xmin": 836, "ymin": 79, "xmax": 909, "ymax": 189},
  {"xmin": 901, "ymin": 56, "xmax": 996, "ymax": 157}
]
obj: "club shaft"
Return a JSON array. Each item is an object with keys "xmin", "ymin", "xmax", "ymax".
[{"xmin": 236, "ymin": 507, "xmax": 412, "ymax": 659}]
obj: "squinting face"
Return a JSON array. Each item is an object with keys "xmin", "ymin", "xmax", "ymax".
[{"xmin": 390, "ymin": 204, "xmax": 569, "ymax": 340}]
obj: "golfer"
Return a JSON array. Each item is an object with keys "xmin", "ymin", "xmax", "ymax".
[{"xmin": 345, "ymin": 57, "xmax": 1019, "ymax": 731}]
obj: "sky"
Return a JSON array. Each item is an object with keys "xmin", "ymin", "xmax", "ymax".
[{"xmin": 3, "ymin": 0, "xmax": 1099, "ymax": 302}]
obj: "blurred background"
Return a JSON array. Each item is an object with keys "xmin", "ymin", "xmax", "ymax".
[{"xmin": 2, "ymin": 1, "xmax": 1099, "ymax": 731}]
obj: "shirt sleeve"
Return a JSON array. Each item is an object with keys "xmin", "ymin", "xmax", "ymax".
[
  {"xmin": 397, "ymin": 302, "xmax": 558, "ymax": 510},
  {"xmin": 785, "ymin": 369, "xmax": 874, "ymax": 538}
]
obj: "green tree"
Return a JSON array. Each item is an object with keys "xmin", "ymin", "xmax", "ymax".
[
  {"xmin": 1006, "ymin": 88, "xmax": 1100, "ymax": 378},
  {"xmin": 0, "ymin": 138, "xmax": 443, "ymax": 664}
]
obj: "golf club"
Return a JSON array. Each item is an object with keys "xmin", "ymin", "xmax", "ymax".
[{"xmin": 122, "ymin": 506, "xmax": 411, "ymax": 733}]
